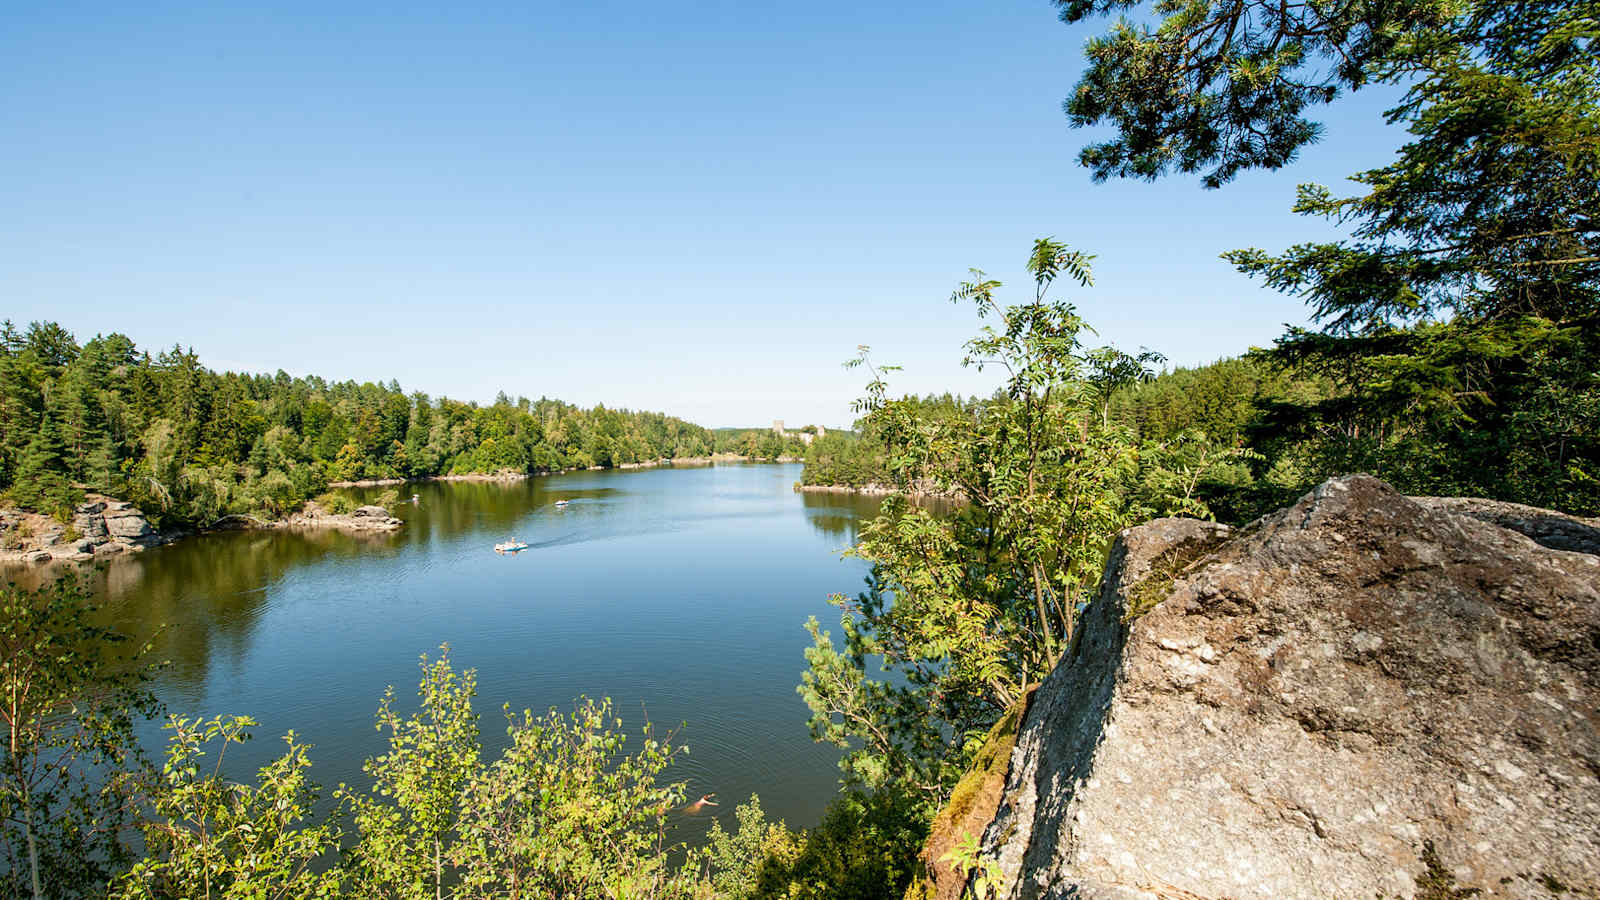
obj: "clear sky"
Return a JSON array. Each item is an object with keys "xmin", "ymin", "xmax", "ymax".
[{"xmin": 2, "ymin": 1, "xmax": 1410, "ymax": 428}]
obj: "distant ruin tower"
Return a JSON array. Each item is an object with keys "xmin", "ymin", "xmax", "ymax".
[
  {"xmin": 772, "ymin": 419, "xmax": 786, "ymax": 436},
  {"xmin": 816, "ymin": 425, "xmax": 826, "ymax": 438}
]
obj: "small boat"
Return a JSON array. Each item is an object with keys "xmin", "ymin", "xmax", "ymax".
[
  {"xmin": 554, "ymin": 499, "xmax": 570, "ymax": 508},
  {"xmin": 494, "ymin": 539, "xmax": 530, "ymax": 553}
]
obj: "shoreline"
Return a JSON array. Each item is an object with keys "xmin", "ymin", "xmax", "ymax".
[
  {"xmin": 327, "ymin": 456, "xmax": 801, "ymax": 487},
  {"xmin": 2, "ymin": 460, "xmax": 809, "ymax": 567},
  {"xmin": 796, "ymin": 482, "xmax": 967, "ymax": 502},
  {"xmin": 1, "ymin": 496, "xmax": 405, "ymax": 568}
]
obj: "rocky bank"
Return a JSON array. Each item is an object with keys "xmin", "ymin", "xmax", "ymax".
[
  {"xmin": 916, "ymin": 475, "xmax": 1599, "ymax": 899},
  {"xmin": 2, "ymin": 497, "xmax": 402, "ymax": 566},
  {"xmin": 0, "ymin": 497, "xmax": 174, "ymax": 563},
  {"xmin": 264, "ymin": 502, "xmax": 403, "ymax": 533}
]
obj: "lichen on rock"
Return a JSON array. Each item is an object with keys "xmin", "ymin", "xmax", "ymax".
[{"xmin": 918, "ymin": 475, "xmax": 1599, "ymax": 900}]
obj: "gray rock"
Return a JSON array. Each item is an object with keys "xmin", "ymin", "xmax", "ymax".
[
  {"xmin": 22, "ymin": 549, "xmax": 52, "ymax": 564},
  {"xmin": 352, "ymin": 505, "xmax": 391, "ymax": 518},
  {"xmin": 75, "ymin": 513, "xmax": 109, "ymax": 540},
  {"xmin": 1414, "ymin": 495, "xmax": 1600, "ymax": 555},
  {"xmin": 969, "ymin": 475, "xmax": 1599, "ymax": 900},
  {"xmin": 103, "ymin": 507, "xmax": 153, "ymax": 539}
]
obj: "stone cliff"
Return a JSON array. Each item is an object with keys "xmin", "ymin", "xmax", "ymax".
[
  {"xmin": 919, "ymin": 475, "xmax": 1598, "ymax": 899},
  {"xmin": 1, "ymin": 496, "xmax": 402, "ymax": 566},
  {"xmin": 0, "ymin": 497, "xmax": 167, "ymax": 563}
]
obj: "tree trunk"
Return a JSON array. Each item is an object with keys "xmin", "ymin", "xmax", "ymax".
[{"xmin": 21, "ymin": 781, "xmax": 43, "ymax": 900}]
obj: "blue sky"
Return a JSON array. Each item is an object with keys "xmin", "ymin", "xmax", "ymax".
[{"xmin": 2, "ymin": 1, "xmax": 1411, "ymax": 427}]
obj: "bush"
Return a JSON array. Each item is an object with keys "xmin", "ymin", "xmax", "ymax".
[
  {"xmin": 313, "ymin": 491, "xmax": 356, "ymax": 515},
  {"xmin": 752, "ymin": 789, "xmax": 928, "ymax": 900}
]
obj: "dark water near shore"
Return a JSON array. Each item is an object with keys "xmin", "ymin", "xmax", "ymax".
[{"xmin": 3, "ymin": 463, "xmax": 887, "ymax": 839}]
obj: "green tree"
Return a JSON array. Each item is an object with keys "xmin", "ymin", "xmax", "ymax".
[
  {"xmin": 1060, "ymin": 0, "xmax": 1600, "ymax": 513},
  {"xmin": 1059, "ymin": 0, "xmax": 1457, "ymax": 187},
  {"xmin": 0, "ymin": 579, "xmax": 160, "ymax": 900},
  {"xmin": 115, "ymin": 716, "xmax": 343, "ymax": 900},
  {"xmin": 0, "ymin": 322, "xmax": 45, "ymax": 490},
  {"xmin": 800, "ymin": 240, "xmax": 1165, "ymax": 803},
  {"xmin": 340, "ymin": 647, "xmax": 479, "ymax": 900},
  {"xmin": 452, "ymin": 697, "xmax": 689, "ymax": 899},
  {"xmin": 745, "ymin": 790, "xmax": 927, "ymax": 900},
  {"xmin": 698, "ymin": 795, "xmax": 791, "ymax": 900},
  {"xmin": 11, "ymin": 407, "xmax": 78, "ymax": 516}
]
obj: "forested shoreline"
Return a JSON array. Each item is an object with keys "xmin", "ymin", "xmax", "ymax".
[
  {"xmin": 4, "ymin": 0, "xmax": 1598, "ymax": 897},
  {"xmin": 0, "ymin": 322, "xmax": 808, "ymax": 530},
  {"xmin": 803, "ymin": 333, "xmax": 1598, "ymax": 526}
]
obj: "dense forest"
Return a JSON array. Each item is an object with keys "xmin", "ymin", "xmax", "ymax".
[
  {"xmin": 0, "ymin": 321, "xmax": 737, "ymax": 527},
  {"xmin": 804, "ymin": 322, "xmax": 1598, "ymax": 527},
  {"xmin": 713, "ymin": 427, "xmax": 812, "ymax": 462}
]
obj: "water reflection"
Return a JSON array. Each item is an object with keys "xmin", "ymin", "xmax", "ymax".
[
  {"xmin": 799, "ymin": 489, "xmax": 960, "ymax": 548},
  {"xmin": 799, "ymin": 491, "xmax": 880, "ymax": 546},
  {"xmin": 0, "ymin": 463, "xmax": 878, "ymax": 837}
]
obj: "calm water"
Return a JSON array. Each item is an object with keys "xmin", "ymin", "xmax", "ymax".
[{"xmin": 4, "ymin": 463, "xmax": 885, "ymax": 838}]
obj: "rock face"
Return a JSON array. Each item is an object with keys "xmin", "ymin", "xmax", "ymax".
[
  {"xmin": 951, "ymin": 475, "xmax": 1598, "ymax": 899},
  {"xmin": 285, "ymin": 503, "xmax": 402, "ymax": 533},
  {"xmin": 102, "ymin": 501, "xmax": 155, "ymax": 539},
  {"xmin": 0, "ymin": 497, "xmax": 166, "ymax": 564}
]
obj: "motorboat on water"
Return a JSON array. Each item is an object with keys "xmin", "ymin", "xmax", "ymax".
[
  {"xmin": 494, "ymin": 539, "xmax": 530, "ymax": 553},
  {"xmin": 553, "ymin": 499, "xmax": 570, "ymax": 508}
]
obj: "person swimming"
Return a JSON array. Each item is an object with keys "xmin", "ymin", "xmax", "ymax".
[{"xmin": 684, "ymin": 793, "xmax": 719, "ymax": 814}]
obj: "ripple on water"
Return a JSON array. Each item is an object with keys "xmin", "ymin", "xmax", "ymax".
[{"xmin": 61, "ymin": 464, "xmax": 859, "ymax": 841}]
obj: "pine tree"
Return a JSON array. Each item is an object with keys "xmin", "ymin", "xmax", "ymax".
[
  {"xmin": 0, "ymin": 322, "xmax": 43, "ymax": 490},
  {"xmin": 1060, "ymin": 0, "xmax": 1600, "ymax": 512},
  {"xmin": 12, "ymin": 406, "xmax": 75, "ymax": 514}
]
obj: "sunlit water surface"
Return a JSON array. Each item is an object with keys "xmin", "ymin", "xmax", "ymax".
[{"xmin": 4, "ymin": 463, "xmax": 886, "ymax": 839}]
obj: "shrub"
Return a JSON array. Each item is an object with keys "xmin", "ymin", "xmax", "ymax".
[{"xmin": 313, "ymin": 491, "xmax": 356, "ymax": 515}]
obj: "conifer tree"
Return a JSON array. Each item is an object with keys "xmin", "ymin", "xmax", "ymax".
[
  {"xmin": 1059, "ymin": 0, "xmax": 1600, "ymax": 512},
  {"xmin": 12, "ymin": 407, "xmax": 74, "ymax": 513}
]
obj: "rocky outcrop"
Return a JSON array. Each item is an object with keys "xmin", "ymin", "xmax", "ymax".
[
  {"xmin": 101, "ymin": 501, "xmax": 155, "ymax": 540},
  {"xmin": 932, "ymin": 475, "xmax": 1598, "ymax": 900},
  {"xmin": 796, "ymin": 480, "xmax": 968, "ymax": 502},
  {"xmin": 0, "ymin": 497, "xmax": 167, "ymax": 564},
  {"xmin": 1, "ymin": 494, "xmax": 404, "ymax": 567},
  {"xmin": 279, "ymin": 503, "xmax": 402, "ymax": 533}
]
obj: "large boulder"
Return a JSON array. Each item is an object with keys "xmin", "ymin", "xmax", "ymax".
[
  {"xmin": 947, "ymin": 475, "xmax": 1598, "ymax": 899},
  {"xmin": 74, "ymin": 508, "xmax": 109, "ymax": 540},
  {"xmin": 103, "ymin": 505, "xmax": 154, "ymax": 540},
  {"xmin": 352, "ymin": 505, "xmax": 390, "ymax": 518}
]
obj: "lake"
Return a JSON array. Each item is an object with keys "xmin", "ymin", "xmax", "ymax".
[{"xmin": 4, "ymin": 462, "xmax": 886, "ymax": 839}]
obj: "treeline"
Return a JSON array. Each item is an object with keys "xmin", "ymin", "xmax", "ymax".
[
  {"xmin": 712, "ymin": 427, "xmax": 811, "ymax": 461},
  {"xmin": 0, "ymin": 322, "xmax": 720, "ymax": 526},
  {"xmin": 800, "ymin": 432, "xmax": 886, "ymax": 488},
  {"xmin": 809, "ymin": 342, "xmax": 1600, "ymax": 524},
  {"xmin": 1105, "ymin": 340, "xmax": 1599, "ymax": 523},
  {"xmin": 799, "ymin": 396, "xmax": 978, "ymax": 489}
]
